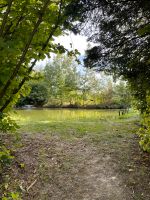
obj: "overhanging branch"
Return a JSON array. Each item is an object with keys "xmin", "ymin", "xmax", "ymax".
[
  {"xmin": 0, "ymin": 0, "xmax": 50, "ymax": 100},
  {"xmin": 0, "ymin": 0, "xmax": 13, "ymax": 37},
  {"xmin": 0, "ymin": 0, "xmax": 63, "ymax": 112}
]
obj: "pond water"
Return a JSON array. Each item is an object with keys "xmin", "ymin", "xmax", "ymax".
[
  {"xmin": 11, "ymin": 109, "xmax": 136, "ymax": 136},
  {"xmin": 13, "ymin": 109, "xmax": 119, "ymax": 124}
]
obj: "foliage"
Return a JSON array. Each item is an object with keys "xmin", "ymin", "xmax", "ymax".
[
  {"xmin": 17, "ymin": 80, "xmax": 48, "ymax": 107},
  {"xmin": 18, "ymin": 56, "xmax": 131, "ymax": 108},
  {"xmin": 26, "ymin": 81, "xmax": 48, "ymax": 106},
  {"xmin": 0, "ymin": 113, "xmax": 19, "ymax": 133},
  {"xmin": 0, "ymin": 146, "xmax": 14, "ymax": 168},
  {"xmin": 74, "ymin": 0, "xmax": 150, "ymax": 112},
  {"xmin": 2, "ymin": 192, "xmax": 21, "ymax": 200},
  {"xmin": 44, "ymin": 55, "xmax": 131, "ymax": 108},
  {"xmin": 138, "ymin": 95, "xmax": 150, "ymax": 152},
  {"xmin": 0, "ymin": 145, "xmax": 18, "ymax": 200},
  {"xmin": 113, "ymin": 81, "xmax": 131, "ymax": 108},
  {"xmin": 0, "ymin": 114, "xmax": 19, "ymax": 199},
  {"xmin": 139, "ymin": 120, "xmax": 150, "ymax": 153},
  {"xmin": 44, "ymin": 57, "xmax": 131, "ymax": 108},
  {"xmin": 0, "ymin": 0, "xmax": 82, "ymax": 114},
  {"xmin": 74, "ymin": 0, "xmax": 150, "ymax": 151},
  {"xmin": 78, "ymin": 68, "xmax": 100, "ymax": 106},
  {"xmin": 44, "ymin": 54, "xmax": 79, "ymax": 106},
  {"xmin": 17, "ymin": 57, "xmax": 128, "ymax": 109}
]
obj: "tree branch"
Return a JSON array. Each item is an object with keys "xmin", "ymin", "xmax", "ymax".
[
  {"xmin": 0, "ymin": 4, "xmax": 8, "ymax": 9},
  {"xmin": 0, "ymin": 0, "xmax": 50, "ymax": 100},
  {"xmin": 0, "ymin": 0, "xmax": 13, "ymax": 37},
  {"xmin": 4, "ymin": 15, "xmax": 25, "ymax": 37},
  {"xmin": 4, "ymin": 3, "xmax": 27, "ymax": 37},
  {"xmin": 0, "ymin": 0, "xmax": 63, "ymax": 112}
]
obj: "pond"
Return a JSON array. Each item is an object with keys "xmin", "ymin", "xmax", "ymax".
[
  {"xmin": 11, "ymin": 109, "xmax": 133, "ymax": 136},
  {"xmin": 13, "ymin": 109, "xmax": 119, "ymax": 124}
]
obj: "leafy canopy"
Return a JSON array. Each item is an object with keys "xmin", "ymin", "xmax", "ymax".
[
  {"xmin": 75, "ymin": 0, "xmax": 150, "ymax": 111},
  {"xmin": 0, "ymin": 0, "xmax": 81, "ymax": 113}
]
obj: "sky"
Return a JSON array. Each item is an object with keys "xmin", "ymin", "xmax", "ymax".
[{"xmin": 35, "ymin": 33, "xmax": 90, "ymax": 70}]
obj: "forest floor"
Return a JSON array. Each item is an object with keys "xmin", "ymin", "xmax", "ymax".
[{"xmin": 1, "ymin": 114, "xmax": 150, "ymax": 200}]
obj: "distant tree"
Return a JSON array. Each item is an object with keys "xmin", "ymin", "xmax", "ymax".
[
  {"xmin": 44, "ymin": 55, "xmax": 79, "ymax": 106},
  {"xmin": 113, "ymin": 81, "xmax": 131, "ymax": 108},
  {"xmin": 79, "ymin": 68, "xmax": 102, "ymax": 106},
  {"xmin": 102, "ymin": 79, "xmax": 114, "ymax": 105}
]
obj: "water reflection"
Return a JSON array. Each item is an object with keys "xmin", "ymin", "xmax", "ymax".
[{"xmin": 13, "ymin": 109, "xmax": 119, "ymax": 124}]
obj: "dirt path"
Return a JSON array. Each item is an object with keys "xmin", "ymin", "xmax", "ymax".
[
  {"xmin": 9, "ymin": 134, "xmax": 133, "ymax": 199},
  {"xmin": 2, "ymin": 120, "xmax": 150, "ymax": 200},
  {"xmin": 79, "ymin": 154, "xmax": 127, "ymax": 200},
  {"xmin": 16, "ymin": 136, "xmax": 128, "ymax": 200}
]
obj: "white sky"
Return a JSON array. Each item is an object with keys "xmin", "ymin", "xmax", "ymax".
[
  {"xmin": 35, "ymin": 33, "xmax": 91, "ymax": 70},
  {"xmin": 55, "ymin": 33, "xmax": 90, "ymax": 55}
]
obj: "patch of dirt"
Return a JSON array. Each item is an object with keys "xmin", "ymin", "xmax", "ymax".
[
  {"xmin": 1, "ymin": 131, "xmax": 150, "ymax": 200},
  {"xmin": 4, "ymin": 134, "xmax": 129, "ymax": 200}
]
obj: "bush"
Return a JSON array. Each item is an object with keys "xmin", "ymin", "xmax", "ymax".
[
  {"xmin": 17, "ymin": 81, "xmax": 48, "ymax": 107},
  {"xmin": 0, "ymin": 113, "xmax": 19, "ymax": 133},
  {"xmin": 138, "ymin": 113, "xmax": 150, "ymax": 152},
  {"xmin": 138, "ymin": 95, "xmax": 150, "ymax": 152},
  {"xmin": 0, "ymin": 114, "xmax": 21, "ymax": 200},
  {"xmin": 0, "ymin": 146, "xmax": 14, "ymax": 168}
]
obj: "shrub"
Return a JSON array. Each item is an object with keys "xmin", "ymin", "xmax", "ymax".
[
  {"xmin": 0, "ymin": 146, "xmax": 14, "ymax": 168},
  {"xmin": 0, "ymin": 113, "xmax": 19, "ymax": 133},
  {"xmin": 138, "ymin": 95, "xmax": 150, "ymax": 152},
  {"xmin": 138, "ymin": 113, "xmax": 150, "ymax": 152},
  {"xmin": 17, "ymin": 81, "xmax": 48, "ymax": 107}
]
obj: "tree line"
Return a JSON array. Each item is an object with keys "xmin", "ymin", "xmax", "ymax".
[{"xmin": 17, "ymin": 54, "xmax": 131, "ymax": 109}]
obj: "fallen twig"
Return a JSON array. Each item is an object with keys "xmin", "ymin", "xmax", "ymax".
[{"xmin": 27, "ymin": 179, "xmax": 37, "ymax": 192}]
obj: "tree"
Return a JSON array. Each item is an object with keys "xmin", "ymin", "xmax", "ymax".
[
  {"xmin": 79, "ymin": 68, "xmax": 102, "ymax": 106},
  {"xmin": 113, "ymin": 81, "xmax": 131, "ymax": 108},
  {"xmin": 0, "ymin": 0, "xmax": 81, "ymax": 113},
  {"xmin": 17, "ymin": 81, "xmax": 48, "ymax": 107},
  {"xmin": 44, "ymin": 54, "xmax": 79, "ymax": 106},
  {"xmin": 74, "ymin": 0, "xmax": 150, "ymax": 112}
]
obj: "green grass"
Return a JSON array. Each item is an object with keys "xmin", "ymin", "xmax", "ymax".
[{"xmin": 11, "ymin": 109, "xmax": 138, "ymax": 140}]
